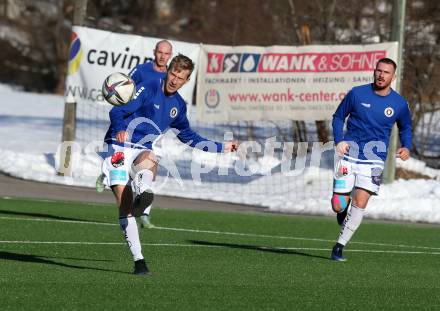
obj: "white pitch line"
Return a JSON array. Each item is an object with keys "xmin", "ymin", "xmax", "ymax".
[
  {"xmin": 154, "ymin": 226, "xmax": 440, "ymax": 251},
  {"xmin": 0, "ymin": 216, "xmax": 117, "ymax": 226},
  {"xmin": 0, "ymin": 240, "xmax": 439, "ymax": 256},
  {"xmin": 0, "ymin": 240, "xmax": 124, "ymax": 245},
  {"xmin": 256, "ymin": 246, "xmax": 440, "ymax": 256},
  {"xmin": 0, "ymin": 240, "xmax": 221, "ymax": 248},
  {"xmin": 0, "ymin": 215, "xmax": 439, "ymax": 251}
]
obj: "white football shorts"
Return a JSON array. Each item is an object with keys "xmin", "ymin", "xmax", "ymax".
[
  {"xmin": 333, "ymin": 155, "xmax": 384, "ymax": 195},
  {"xmin": 101, "ymin": 144, "xmax": 151, "ymax": 187}
]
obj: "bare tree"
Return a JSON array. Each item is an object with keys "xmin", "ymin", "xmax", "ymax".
[
  {"xmin": 402, "ymin": 0, "xmax": 440, "ymax": 160},
  {"xmin": 1, "ymin": 0, "xmax": 439, "ymax": 164}
]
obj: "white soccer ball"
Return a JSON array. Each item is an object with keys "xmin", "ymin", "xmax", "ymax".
[{"xmin": 102, "ymin": 72, "xmax": 136, "ymax": 106}]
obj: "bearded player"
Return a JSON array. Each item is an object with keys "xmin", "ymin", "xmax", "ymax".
[{"xmin": 330, "ymin": 58, "xmax": 412, "ymax": 261}]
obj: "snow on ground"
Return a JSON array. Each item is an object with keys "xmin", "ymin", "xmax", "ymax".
[
  {"xmin": 0, "ymin": 84, "xmax": 439, "ymax": 223},
  {"xmin": 396, "ymin": 157, "xmax": 440, "ymax": 180}
]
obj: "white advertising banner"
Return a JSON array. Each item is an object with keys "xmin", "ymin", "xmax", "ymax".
[
  {"xmin": 196, "ymin": 42, "xmax": 398, "ymax": 122},
  {"xmin": 65, "ymin": 26, "xmax": 200, "ymax": 115}
]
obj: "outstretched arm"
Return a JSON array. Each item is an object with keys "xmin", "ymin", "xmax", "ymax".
[{"xmin": 171, "ymin": 104, "xmax": 237, "ymax": 153}]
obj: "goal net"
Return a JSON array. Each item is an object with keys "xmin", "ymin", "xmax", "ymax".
[{"xmin": 74, "ymin": 101, "xmax": 334, "ymax": 213}]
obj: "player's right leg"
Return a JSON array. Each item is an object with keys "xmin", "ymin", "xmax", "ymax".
[
  {"xmin": 331, "ymin": 192, "xmax": 351, "ymax": 226},
  {"xmin": 330, "ymin": 158, "xmax": 355, "ymax": 261},
  {"xmin": 333, "ymin": 163, "xmax": 381, "ymax": 260},
  {"xmin": 102, "ymin": 145, "xmax": 150, "ymax": 275},
  {"xmin": 111, "ymin": 184, "xmax": 150, "ymax": 275},
  {"xmin": 332, "ymin": 158, "xmax": 355, "ymax": 225}
]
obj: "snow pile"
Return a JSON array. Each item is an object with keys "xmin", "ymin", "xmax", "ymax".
[{"xmin": 1, "ymin": 85, "xmax": 439, "ymax": 223}]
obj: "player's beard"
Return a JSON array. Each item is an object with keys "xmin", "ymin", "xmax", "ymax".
[{"xmin": 374, "ymin": 78, "xmax": 391, "ymax": 90}]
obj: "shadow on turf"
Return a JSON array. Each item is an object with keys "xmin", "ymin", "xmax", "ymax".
[
  {"xmin": 0, "ymin": 209, "xmax": 108, "ymax": 224},
  {"xmin": 43, "ymin": 255, "xmax": 114, "ymax": 262},
  {"xmin": 0, "ymin": 251, "xmax": 126, "ymax": 274},
  {"xmin": 189, "ymin": 240, "xmax": 331, "ymax": 260}
]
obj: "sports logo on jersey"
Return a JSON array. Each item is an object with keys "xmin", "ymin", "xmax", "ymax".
[
  {"xmin": 205, "ymin": 89, "xmax": 220, "ymax": 108},
  {"xmin": 154, "ymin": 104, "xmax": 160, "ymax": 109},
  {"xmin": 133, "ymin": 86, "xmax": 145, "ymax": 100},
  {"xmin": 68, "ymin": 31, "xmax": 83, "ymax": 75},
  {"xmin": 111, "ymin": 152, "xmax": 125, "ymax": 167},
  {"xmin": 384, "ymin": 107, "xmax": 394, "ymax": 117},
  {"xmin": 361, "ymin": 102, "xmax": 371, "ymax": 108},
  {"xmin": 170, "ymin": 107, "xmax": 178, "ymax": 118}
]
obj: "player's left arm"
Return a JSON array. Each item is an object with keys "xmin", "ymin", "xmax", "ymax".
[
  {"xmin": 171, "ymin": 104, "xmax": 238, "ymax": 153},
  {"xmin": 396, "ymin": 102, "xmax": 412, "ymax": 161}
]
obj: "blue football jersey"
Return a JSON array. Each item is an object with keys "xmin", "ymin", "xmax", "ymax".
[
  {"xmin": 332, "ymin": 83, "xmax": 412, "ymax": 161},
  {"xmin": 104, "ymin": 79, "xmax": 223, "ymax": 153},
  {"xmin": 129, "ymin": 61, "xmax": 166, "ymax": 86}
]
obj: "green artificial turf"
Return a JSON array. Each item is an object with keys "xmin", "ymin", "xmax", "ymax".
[{"xmin": 0, "ymin": 197, "xmax": 439, "ymax": 310}]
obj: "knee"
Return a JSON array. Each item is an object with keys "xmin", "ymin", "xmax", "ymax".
[
  {"xmin": 136, "ymin": 150, "xmax": 157, "ymax": 164},
  {"xmin": 352, "ymin": 195, "xmax": 368, "ymax": 209},
  {"xmin": 351, "ymin": 198, "xmax": 367, "ymax": 209},
  {"xmin": 133, "ymin": 151, "xmax": 158, "ymax": 172},
  {"xmin": 352, "ymin": 190, "xmax": 371, "ymax": 209},
  {"xmin": 331, "ymin": 193, "xmax": 351, "ymax": 213}
]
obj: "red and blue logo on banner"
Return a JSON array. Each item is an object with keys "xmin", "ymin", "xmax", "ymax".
[{"xmin": 68, "ymin": 31, "xmax": 83, "ymax": 75}]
